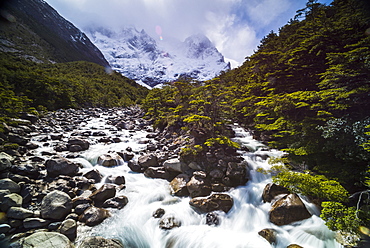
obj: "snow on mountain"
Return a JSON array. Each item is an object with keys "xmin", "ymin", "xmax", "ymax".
[{"xmin": 85, "ymin": 27, "xmax": 230, "ymax": 87}]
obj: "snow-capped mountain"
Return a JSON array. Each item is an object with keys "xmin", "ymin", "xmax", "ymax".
[{"xmin": 85, "ymin": 27, "xmax": 230, "ymax": 87}]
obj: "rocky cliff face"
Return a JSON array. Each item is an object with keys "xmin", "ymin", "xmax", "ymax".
[
  {"xmin": 86, "ymin": 27, "xmax": 230, "ymax": 87},
  {"xmin": 0, "ymin": 0, "xmax": 109, "ymax": 66}
]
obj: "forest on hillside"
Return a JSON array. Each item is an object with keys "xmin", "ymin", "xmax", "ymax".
[
  {"xmin": 142, "ymin": 0, "xmax": 370, "ymax": 240},
  {"xmin": 0, "ymin": 53, "xmax": 148, "ymax": 122}
]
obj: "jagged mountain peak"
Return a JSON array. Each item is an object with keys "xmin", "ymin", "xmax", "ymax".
[
  {"xmin": 86, "ymin": 27, "xmax": 230, "ymax": 87},
  {"xmin": 185, "ymin": 33, "xmax": 213, "ymax": 48}
]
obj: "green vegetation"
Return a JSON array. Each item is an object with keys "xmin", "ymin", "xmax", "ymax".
[
  {"xmin": 0, "ymin": 53, "xmax": 148, "ymax": 124},
  {"xmin": 142, "ymin": 0, "xmax": 370, "ymax": 241}
]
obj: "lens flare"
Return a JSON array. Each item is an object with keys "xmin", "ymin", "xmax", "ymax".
[{"xmin": 155, "ymin": 25, "xmax": 163, "ymax": 40}]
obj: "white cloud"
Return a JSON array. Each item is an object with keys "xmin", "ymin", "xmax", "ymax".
[{"xmin": 45, "ymin": 0, "xmax": 321, "ymax": 66}]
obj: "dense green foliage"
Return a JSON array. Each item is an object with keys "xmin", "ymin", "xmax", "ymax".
[
  {"xmin": 0, "ymin": 53, "xmax": 148, "ymax": 118},
  {"xmin": 142, "ymin": 0, "xmax": 370, "ymax": 240},
  {"xmin": 272, "ymin": 168, "xmax": 349, "ymax": 202}
]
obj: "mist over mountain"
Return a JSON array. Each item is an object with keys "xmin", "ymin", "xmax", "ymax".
[
  {"xmin": 85, "ymin": 27, "xmax": 231, "ymax": 87},
  {"xmin": 0, "ymin": 0, "xmax": 109, "ymax": 66}
]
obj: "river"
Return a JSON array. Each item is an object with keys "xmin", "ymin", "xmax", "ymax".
[{"xmin": 33, "ymin": 109, "xmax": 342, "ymax": 248}]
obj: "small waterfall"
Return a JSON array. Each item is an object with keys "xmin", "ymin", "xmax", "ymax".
[{"xmin": 73, "ymin": 119, "xmax": 343, "ymax": 248}]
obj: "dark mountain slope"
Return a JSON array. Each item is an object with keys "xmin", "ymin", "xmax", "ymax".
[{"xmin": 0, "ymin": 0, "xmax": 109, "ymax": 66}]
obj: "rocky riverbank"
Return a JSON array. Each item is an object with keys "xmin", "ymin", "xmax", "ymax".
[{"xmin": 0, "ymin": 107, "xmax": 313, "ymax": 247}]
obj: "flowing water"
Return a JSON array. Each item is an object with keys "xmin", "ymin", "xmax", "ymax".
[{"xmin": 35, "ymin": 111, "xmax": 343, "ymax": 248}]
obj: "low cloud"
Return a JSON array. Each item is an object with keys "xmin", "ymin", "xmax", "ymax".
[{"xmin": 46, "ymin": 0, "xmax": 326, "ymax": 67}]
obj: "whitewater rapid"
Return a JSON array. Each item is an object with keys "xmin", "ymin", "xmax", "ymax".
[{"xmin": 53, "ymin": 112, "xmax": 342, "ymax": 248}]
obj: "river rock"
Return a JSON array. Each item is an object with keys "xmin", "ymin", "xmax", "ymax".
[
  {"xmin": 163, "ymin": 158, "xmax": 188, "ymax": 173},
  {"xmin": 153, "ymin": 208, "xmax": 165, "ymax": 218},
  {"xmin": 262, "ymin": 183, "xmax": 290, "ymax": 203},
  {"xmin": 209, "ymin": 168, "xmax": 225, "ymax": 179},
  {"xmin": 78, "ymin": 236, "xmax": 124, "ymax": 248},
  {"xmin": 6, "ymin": 207, "xmax": 33, "ymax": 219},
  {"xmin": 169, "ymin": 174, "xmax": 190, "ymax": 196},
  {"xmin": 41, "ymin": 190, "xmax": 72, "ymax": 220},
  {"xmin": 89, "ymin": 184, "xmax": 116, "ymax": 207},
  {"xmin": 224, "ymin": 161, "xmax": 248, "ymax": 186},
  {"xmin": 0, "ymin": 223, "xmax": 11, "ymax": 233},
  {"xmin": 102, "ymin": 195, "xmax": 128, "ymax": 209},
  {"xmin": 188, "ymin": 161, "xmax": 202, "ymax": 170},
  {"xmin": 189, "ymin": 193, "xmax": 234, "ymax": 213},
  {"xmin": 0, "ymin": 178, "xmax": 20, "ymax": 193},
  {"xmin": 1, "ymin": 193, "xmax": 22, "ymax": 211},
  {"xmin": 67, "ymin": 138, "xmax": 89, "ymax": 150},
  {"xmin": 138, "ymin": 153, "xmax": 159, "ymax": 168},
  {"xmin": 48, "ymin": 178, "xmax": 73, "ymax": 194},
  {"xmin": 58, "ymin": 219, "xmax": 77, "ymax": 240},
  {"xmin": 287, "ymin": 245, "xmax": 304, "ymax": 248},
  {"xmin": 11, "ymin": 163, "xmax": 41, "ymax": 179},
  {"xmin": 45, "ymin": 156, "xmax": 79, "ymax": 178},
  {"xmin": 206, "ymin": 211, "xmax": 220, "ymax": 226},
  {"xmin": 97, "ymin": 153, "xmax": 123, "ymax": 167},
  {"xmin": 74, "ymin": 203, "xmax": 92, "ymax": 215},
  {"xmin": 50, "ymin": 133, "xmax": 63, "ymax": 140},
  {"xmin": 22, "ymin": 231, "xmax": 74, "ymax": 248},
  {"xmin": 8, "ymin": 133, "xmax": 29, "ymax": 146},
  {"xmin": 269, "ymin": 193, "xmax": 312, "ymax": 226},
  {"xmin": 0, "ymin": 152, "xmax": 12, "ymax": 172},
  {"xmin": 127, "ymin": 160, "xmax": 143, "ymax": 173},
  {"xmin": 258, "ymin": 228, "xmax": 278, "ymax": 244},
  {"xmin": 144, "ymin": 167, "xmax": 171, "ymax": 180},
  {"xmin": 23, "ymin": 218, "xmax": 51, "ymax": 229},
  {"xmin": 121, "ymin": 151, "xmax": 134, "ymax": 161},
  {"xmin": 159, "ymin": 216, "xmax": 181, "ymax": 230},
  {"xmin": 83, "ymin": 169, "xmax": 103, "ymax": 183},
  {"xmin": 186, "ymin": 172, "xmax": 211, "ymax": 198},
  {"xmin": 78, "ymin": 206, "xmax": 110, "ymax": 226},
  {"xmin": 105, "ymin": 175, "xmax": 125, "ymax": 185}
]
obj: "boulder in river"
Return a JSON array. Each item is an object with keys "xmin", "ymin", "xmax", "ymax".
[
  {"xmin": 89, "ymin": 184, "xmax": 116, "ymax": 207},
  {"xmin": 102, "ymin": 195, "xmax": 128, "ymax": 209},
  {"xmin": 258, "ymin": 228, "xmax": 278, "ymax": 244},
  {"xmin": 78, "ymin": 236, "xmax": 124, "ymax": 248},
  {"xmin": 83, "ymin": 169, "xmax": 103, "ymax": 183},
  {"xmin": 189, "ymin": 193, "xmax": 234, "ymax": 213},
  {"xmin": 1, "ymin": 193, "xmax": 22, "ymax": 211},
  {"xmin": 40, "ymin": 190, "xmax": 72, "ymax": 220},
  {"xmin": 269, "ymin": 193, "xmax": 312, "ymax": 226},
  {"xmin": 0, "ymin": 178, "xmax": 20, "ymax": 193},
  {"xmin": 159, "ymin": 216, "xmax": 181, "ymax": 230},
  {"xmin": 67, "ymin": 137, "xmax": 90, "ymax": 151},
  {"xmin": 97, "ymin": 153, "xmax": 123, "ymax": 167},
  {"xmin": 163, "ymin": 158, "xmax": 188, "ymax": 173},
  {"xmin": 138, "ymin": 153, "xmax": 159, "ymax": 168},
  {"xmin": 170, "ymin": 174, "xmax": 190, "ymax": 196},
  {"xmin": 0, "ymin": 152, "xmax": 13, "ymax": 172},
  {"xmin": 23, "ymin": 217, "xmax": 51, "ymax": 229},
  {"xmin": 262, "ymin": 183, "xmax": 290, "ymax": 203},
  {"xmin": 6, "ymin": 206, "xmax": 33, "ymax": 219},
  {"xmin": 186, "ymin": 171, "xmax": 211, "ymax": 198},
  {"xmin": 58, "ymin": 218, "xmax": 77, "ymax": 240},
  {"xmin": 105, "ymin": 175, "xmax": 125, "ymax": 185},
  {"xmin": 78, "ymin": 206, "xmax": 110, "ymax": 226},
  {"xmin": 22, "ymin": 231, "xmax": 74, "ymax": 248},
  {"xmin": 144, "ymin": 167, "xmax": 172, "ymax": 180},
  {"xmin": 45, "ymin": 156, "xmax": 79, "ymax": 178}
]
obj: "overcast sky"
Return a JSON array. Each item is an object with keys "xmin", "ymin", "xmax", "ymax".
[{"xmin": 45, "ymin": 0, "xmax": 332, "ymax": 68}]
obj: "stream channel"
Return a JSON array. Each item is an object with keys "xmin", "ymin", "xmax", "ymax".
[{"xmin": 31, "ymin": 108, "xmax": 343, "ymax": 248}]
